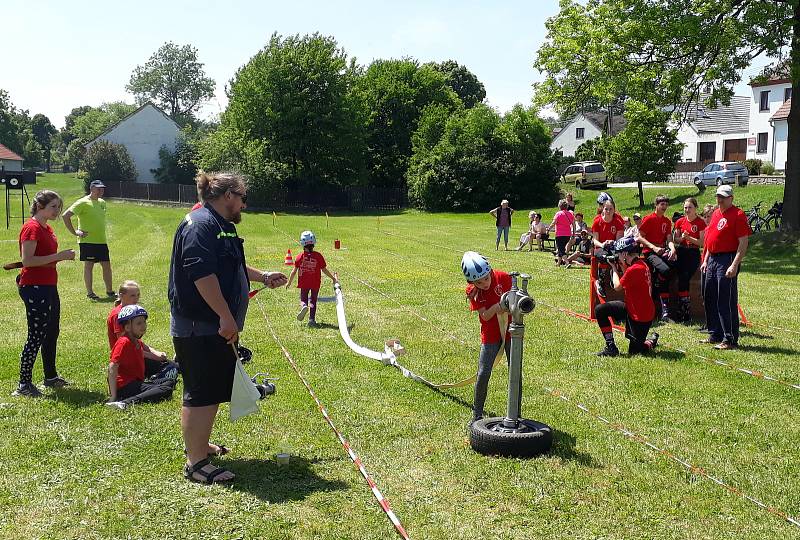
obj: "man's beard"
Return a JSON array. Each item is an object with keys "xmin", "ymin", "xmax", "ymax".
[{"xmin": 231, "ymin": 211, "xmax": 242, "ymax": 224}]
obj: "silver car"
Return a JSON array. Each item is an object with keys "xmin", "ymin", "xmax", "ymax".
[{"xmin": 693, "ymin": 162, "xmax": 749, "ymax": 188}]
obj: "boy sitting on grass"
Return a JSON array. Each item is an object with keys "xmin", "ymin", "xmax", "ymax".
[{"xmin": 106, "ymin": 305, "xmax": 176, "ymax": 410}]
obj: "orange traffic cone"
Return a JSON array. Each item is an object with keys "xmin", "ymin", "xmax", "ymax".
[{"xmin": 284, "ymin": 249, "xmax": 294, "ymax": 265}]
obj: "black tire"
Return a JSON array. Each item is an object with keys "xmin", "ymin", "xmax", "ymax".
[
  {"xmin": 469, "ymin": 417, "xmax": 553, "ymax": 457},
  {"xmin": 575, "ymin": 181, "xmax": 582, "ymax": 189},
  {"xmin": 716, "ymin": 177, "xmax": 723, "ymax": 186}
]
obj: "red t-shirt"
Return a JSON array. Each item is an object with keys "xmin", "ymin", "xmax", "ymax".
[
  {"xmin": 466, "ymin": 270, "xmax": 512, "ymax": 344},
  {"xmin": 638, "ymin": 213, "xmax": 672, "ymax": 252},
  {"xmin": 295, "ymin": 250, "xmax": 327, "ymax": 289},
  {"xmin": 18, "ymin": 219, "xmax": 58, "ymax": 286},
  {"xmin": 191, "ymin": 202, "xmax": 203, "ymax": 211},
  {"xmin": 674, "ymin": 216, "xmax": 706, "ymax": 247},
  {"xmin": 591, "ymin": 214, "xmax": 625, "ymax": 243},
  {"xmin": 705, "ymin": 206, "xmax": 751, "ymax": 254},
  {"xmin": 107, "ymin": 304, "xmax": 123, "ymax": 350},
  {"xmin": 620, "ymin": 259, "xmax": 655, "ymax": 323},
  {"xmin": 110, "ymin": 335, "xmax": 145, "ymax": 389}
]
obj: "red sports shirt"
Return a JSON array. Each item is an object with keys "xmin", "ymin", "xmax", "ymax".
[
  {"xmin": 107, "ymin": 304, "xmax": 123, "ymax": 350},
  {"xmin": 705, "ymin": 206, "xmax": 751, "ymax": 254},
  {"xmin": 638, "ymin": 213, "xmax": 672, "ymax": 252},
  {"xmin": 466, "ymin": 270, "xmax": 512, "ymax": 344},
  {"xmin": 674, "ymin": 216, "xmax": 706, "ymax": 247},
  {"xmin": 295, "ymin": 250, "xmax": 327, "ymax": 290},
  {"xmin": 591, "ymin": 214, "xmax": 625, "ymax": 243},
  {"xmin": 110, "ymin": 335, "xmax": 145, "ymax": 389},
  {"xmin": 620, "ymin": 259, "xmax": 655, "ymax": 322},
  {"xmin": 18, "ymin": 219, "xmax": 58, "ymax": 286}
]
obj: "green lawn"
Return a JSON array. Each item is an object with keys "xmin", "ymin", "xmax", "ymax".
[{"xmin": 0, "ymin": 173, "xmax": 798, "ymax": 539}]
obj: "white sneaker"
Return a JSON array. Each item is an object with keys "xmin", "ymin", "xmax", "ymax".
[
  {"xmin": 105, "ymin": 401, "xmax": 127, "ymax": 410},
  {"xmin": 297, "ymin": 305, "xmax": 309, "ymax": 321}
]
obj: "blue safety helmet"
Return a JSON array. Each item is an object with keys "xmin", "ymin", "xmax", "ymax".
[
  {"xmin": 117, "ymin": 304, "xmax": 148, "ymax": 324},
  {"xmin": 461, "ymin": 251, "xmax": 492, "ymax": 282},
  {"xmin": 597, "ymin": 191, "xmax": 614, "ymax": 205},
  {"xmin": 613, "ymin": 236, "xmax": 641, "ymax": 254}
]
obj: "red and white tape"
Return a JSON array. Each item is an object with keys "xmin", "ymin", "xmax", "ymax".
[{"xmin": 256, "ymin": 297, "xmax": 411, "ymax": 539}]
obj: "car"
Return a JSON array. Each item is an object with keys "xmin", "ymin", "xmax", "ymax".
[
  {"xmin": 562, "ymin": 161, "xmax": 608, "ymax": 189},
  {"xmin": 693, "ymin": 162, "xmax": 749, "ymax": 189}
]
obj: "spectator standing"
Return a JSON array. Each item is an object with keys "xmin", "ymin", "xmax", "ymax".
[
  {"xmin": 489, "ymin": 200, "xmax": 514, "ymax": 250},
  {"xmin": 701, "ymin": 185, "xmax": 751, "ymax": 350},
  {"xmin": 62, "ymin": 180, "xmax": 115, "ymax": 300},
  {"xmin": 547, "ymin": 200, "xmax": 575, "ymax": 266}
]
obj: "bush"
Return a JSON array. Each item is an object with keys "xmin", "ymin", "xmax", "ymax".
[
  {"xmin": 151, "ymin": 136, "xmax": 198, "ymax": 184},
  {"xmin": 66, "ymin": 139, "xmax": 85, "ymax": 171},
  {"xmin": 761, "ymin": 161, "xmax": 776, "ymax": 175},
  {"xmin": 742, "ymin": 159, "xmax": 762, "ymax": 175},
  {"xmin": 81, "ymin": 140, "xmax": 137, "ymax": 191}
]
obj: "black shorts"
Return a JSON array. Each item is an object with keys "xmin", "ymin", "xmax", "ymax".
[
  {"xmin": 173, "ymin": 334, "xmax": 237, "ymax": 407},
  {"xmin": 79, "ymin": 243, "xmax": 110, "ymax": 262},
  {"xmin": 555, "ymin": 236, "xmax": 570, "ymax": 256}
]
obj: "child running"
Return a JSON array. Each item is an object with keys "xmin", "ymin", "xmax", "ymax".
[
  {"xmin": 106, "ymin": 305, "xmax": 177, "ymax": 410},
  {"xmin": 107, "ymin": 280, "xmax": 178, "ymax": 380},
  {"xmin": 462, "ymin": 251, "xmax": 513, "ymax": 423},
  {"xmin": 286, "ymin": 230, "xmax": 338, "ymax": 327}
]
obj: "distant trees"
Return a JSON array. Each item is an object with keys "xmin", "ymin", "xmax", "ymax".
[
  {"xmin": 31, "ymin": 114, "xmax": 56, "ymax": 170},
  {"xmin": 67, "ymin": 102, "xmax": 137, "ymax": 143},
  {"xmin": 428, "ymin": 60, "xmax": 486, "ymax": 109}
]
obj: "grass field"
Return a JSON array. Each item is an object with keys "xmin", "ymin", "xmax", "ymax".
[{"xmin": 0, "ymin": 173, "xmax": 798, "ymax": 539}]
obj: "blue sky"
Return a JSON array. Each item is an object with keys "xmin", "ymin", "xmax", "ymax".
[{"xmin": 4, "ymin": 0, "xmax": 773, "ymax": 128}]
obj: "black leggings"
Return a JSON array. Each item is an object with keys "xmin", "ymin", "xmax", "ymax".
[
  {"xmin": 676, "ymin": 247, "xmax": 701, "ymax": 294},
  {"xmin": 644, "ymin": 252, "xmax": 674, "ymax": 295},
  {"xmin": 117, "ymin": 377, "xmax": 176, "ymax": 406},
  {"xmin": 18, "ymin": 285, "xmax": 60, "ymax": 384},
  {"xmin": 594, "ymin": 300, "xmax": 653, "ymax": 355}
]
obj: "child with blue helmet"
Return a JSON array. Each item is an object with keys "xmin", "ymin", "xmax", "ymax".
[{"xmin": 285, "ymin": 230, "xmax": 338, "ymax": 327}]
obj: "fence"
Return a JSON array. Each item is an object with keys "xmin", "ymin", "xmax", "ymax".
[{"xmin": 101, "ymin": 181, "xmax": 406, "ymax": 211}]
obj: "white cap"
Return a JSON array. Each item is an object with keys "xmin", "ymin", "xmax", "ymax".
[{"xmin": 715, "ymin": 185, "xmax": 733, "ymax": 197}]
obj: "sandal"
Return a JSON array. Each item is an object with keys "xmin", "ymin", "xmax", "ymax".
[
  {"xmin": 183, "ymin": 457, "xmax": 234, "ymax": 484},
  {"xmin": 183, "ymin": 442, "xmax": 230, "ymax": 458},
  {"xmin": 87, "ymin": 292, "xmax": 100, "ymax": 300}
]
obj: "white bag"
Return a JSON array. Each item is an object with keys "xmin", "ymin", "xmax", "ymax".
[{"xmin": 230, "ymin": 358, "xmax": 261, "ymax": 422}]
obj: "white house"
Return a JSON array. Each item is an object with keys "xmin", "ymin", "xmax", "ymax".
[
  {"xmin": 674, "ymin": 95, "xmax": 750, "ymax": 164},
  {"xmin": 85, "ymin": 102, "xmax": 181, "ymax": 183},
  {"xmin": 550, "ymin": 112, "xmax": 626, "ymax": 157},
  {"xmin": 0, "ymin": 142, "xmax": 24, "ymax": 172},
  {"xmin": 748, "ymin": 75, "xmax": 791, "ymax": 170}
]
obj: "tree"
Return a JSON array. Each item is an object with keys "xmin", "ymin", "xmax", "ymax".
[
  {"xmin": 151, "ymin": 134, "xmax": 198, "ymax": 184},
  {"xmin": 82, "ymin": 140, "xmax": 137, "ymax": 185},
  {"xmin": 428, "ymin": 60, "xmax": 487, "ymax": 108},
  {"xmin": 0, "ymin": 89, "xmax": 27, "ymax": 155},
  {"xmin": 68, "ymin": 102, "xmax": 137, "ymax": 143},
  {"xmin": 127, "ymin": 42, "xmax": 215, "ymax": 124},
  {"xmin": 604, "ymin": 101, "xmax": 683, "ymax": 207},
  {"xmin": 65, "ymin": 139, "xmax": 86, "ymax": 171},
  {"xmin": 31, "ymin": 114, "xmax": 56, "ymax": 170},
  {"xmin": 534, "ymin": 0, "xmax": 799, "ymax": 231},
  {"xmin": 574, "ymin": 135, "xmax": 610, "ymax": 163},
  {"xmin": 354, "ymin": 59, "xmax": 462, "ymax": 189}
]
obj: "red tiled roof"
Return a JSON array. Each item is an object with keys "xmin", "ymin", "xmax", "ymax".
[
  {"xmin": 0, "ymin": 142, "xmax": 23, "ymax": 161},
  {"xmin": 771, "ymin": 98, "xmax": 791, "ymax": 121}
]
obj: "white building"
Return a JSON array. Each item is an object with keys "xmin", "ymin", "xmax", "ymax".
[
  {"xmin": 85, "ymin": 102, "xmax": 181, "ymax": 183},
  {"xmin": 674, "ymin": 95, "xmax": 750, "ymax": 164},
  {"xmin": 748, "ymin": 76, "xmax": 791, "ymax": 170},
  {"xmin": 550, "ymin": 112, "xmax": 626, "ymax": 157},
  {"xmin": 0, "ymin": 142, "xmax": 24, "ymax": 172}
]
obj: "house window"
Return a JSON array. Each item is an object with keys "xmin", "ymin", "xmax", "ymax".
[
  {"xmin": 757, "ymin": 132, "xmax": 768, "ymax": 154},
  {"xmin": 785, "ymin": 87, "xmax": 793, "ymax": 102},
  {"xmin": 760, "ymin": 90, "xmax": 770, "ymax": 112},
  {"xmin": 575, "ymin": 127, "xmax": 585, "ymax": 139}
]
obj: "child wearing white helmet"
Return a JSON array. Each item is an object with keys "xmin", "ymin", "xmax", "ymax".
[
  {"xmin": 286, "ymin": 230, "xmax": 338, "ymax": 327},
  {"xmin": 106, "ymin": 304, "xmax": 177, "ymax": 410},
  {"xmin": 462, "ymin": 251, "xmax": 512, "ymax": 423}
]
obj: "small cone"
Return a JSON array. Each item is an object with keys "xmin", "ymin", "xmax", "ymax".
[{"xmin": 284, "ymin": 249, "xmax": 294, "ymax": 265}]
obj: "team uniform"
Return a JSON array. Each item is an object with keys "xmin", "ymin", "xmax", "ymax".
[
  {"xmin": 110, "ymin": 335, "xmax": 175, "ymax": 406},
  {"xmin": 591, "ymin": 213, "xmax": 625, "ymax": 296},
  {"xmin": 703, "ymin": 206, "xmax": 751, "ymax": 347},
  {"xmin": 673, "ymin": 216, "xmax": 706, "ymax": 320},
  {"xmin": 637, "ymin": 212, "xmax": 675, "ymax": 316},
  {"xmin": 107, "ymin": 304, "xmax": 179, "ymax": 379},
  {"xmin": 295, "ymin": 250, "xmax": 327, "ymax": 322}
]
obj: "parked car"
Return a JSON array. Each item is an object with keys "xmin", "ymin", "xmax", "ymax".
[
  {"xmin": 693, "ymin": 162, "xmax": 749, "ymax": 190},
  {"xmin": 562, "ymin": 161, "xmax": 608, "ymax": 189}
]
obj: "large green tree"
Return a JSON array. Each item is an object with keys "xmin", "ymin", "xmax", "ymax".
[
  {"xmin": 127, "ymin": 42, "xmax": 215, "ymax": 124},
  {"xmin": 534, "ymin": 0, "xmax": 799, "ymax": 231},
  {"xmin": 0, "ymin": 89, "xmax": 26, "ymax": 155},
  {"xmin": 354, "ymin": 59, "xmax": 462, "ymax": 189},
  {"xmin": 68, "ymin": 102, "xmax": 137, "ymax": 143},
  {"xmin": 428, "ymin": 60, "xmax": 487, "ymax": 109},
  {"xmin": 31, "ymin": 114, "xmax": 56, "ymax": 170}
]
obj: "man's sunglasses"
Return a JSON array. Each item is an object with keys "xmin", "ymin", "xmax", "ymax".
[{"xmin": 230, "ymin": 190, "xmax": 248, "ymax": 203}]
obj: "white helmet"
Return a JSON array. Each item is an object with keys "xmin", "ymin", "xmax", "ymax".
[
  {"xmin": 300, "ymin": 230, "xmax": 316, "ymax": 247},
  {"xmin": 461, "ymin": 251, "xmax": 491, "ymax": 282}
]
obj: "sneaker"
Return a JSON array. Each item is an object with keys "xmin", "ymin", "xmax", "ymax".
[
  {"xmin": 105, "ymin": 401, "xmax": 127, "ymax": 410},
  {"xmin": 565, "ymin": 262, "xmax": 573, "ymax": 269},
  {"xmin": 596, "ymin": 345, "xmax": 619, "ymax": 357},
  {"xmin": 714, "ymin": 341, "xmax": 737, "ymax": 350},
  {"xmin": 296, "ymin": 304, "xmax": 308, "ymax": 321},
  {"xmin": 660, "ymin": 313, "xmax": 675, "ymax": 324},
  {"xmin": 87, "ymin": 292, "xmax": 100, "ymax": 301},
  {"xmin": 11, "ymin": 383, "xmax": 43, "ymax": 398},
  {"xmin": 594, "ymin": 279, "xmax": 606, "ymax": 299},
  {"xmin": 106, "ymin": 291, "xmax": 118, "ymax": 299},
  {"xmin": 43, "ymin": 376, "xmax": 70, "ymax": 388},
  {"xmin": 699, "ymin": 338, "xmax": 721, "ymax": 344},
  {"xmin": 647, "ymin": 332, "xmax": 659, "ymax": 349},
  {"xmin": 307, "ymin": 319, "xmax": 319, "ymax": 328}
]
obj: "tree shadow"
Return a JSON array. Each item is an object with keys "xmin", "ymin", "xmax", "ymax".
[
  {"xmin": 738, "ymin": 231, "xmax": 800, "ymax": 277},
  {"xmin": 47, "ymin": 387, "xmax": 107, "ymax": 407},
  {"xmin": 224, "ymin": 456, "xmax": 349, "ymax": 503},
  {"xmin": 550, "ymin": 428, "xmax": 600, "ymax": 468}
]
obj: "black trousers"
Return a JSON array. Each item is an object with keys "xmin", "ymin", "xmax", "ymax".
[
  {"xmin": 117, "ymin": 377, "xmax": 176, "ymax": 405},
  {"xmin": 18, "ymin": 285, "xmax": 60, "ymax": 384},
  {"xmin": 644, "ymin": 252, "xmax": 674, "ymax": 295},
  {"xmin": 676, "ymin": 247, "xmax": 701, "ymax": 293},
  {"xmin": 595, "ymin": 300, "xmax": 654, "ymax": 355},
  {"xmin": 703, "ymin": 252, "xmax": 740, "ymax": 345}
]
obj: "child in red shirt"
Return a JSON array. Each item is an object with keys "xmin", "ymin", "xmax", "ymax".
[
  {"xmin": 106, "ymin": 305, "xmax": 176, "ymax": 410},
  {"xmin": 286, "ymin": 230, "xmax": 337, "ymax": 327},
  {"xmin": 462, "ymin": 251, "xmax": 512, "ymax": 422},
  {"xmin": 594, "ymin": 238, "xmax": 659, "ymax": 357}
]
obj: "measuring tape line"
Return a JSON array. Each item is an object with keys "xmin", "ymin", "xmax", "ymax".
[
  {"xmin": 255, "ymin": 297, "xmax": 411, "ymax": 540},
  {"xmin": 545, "ymin": 386, "xmax": 800, "ymax": 530}
]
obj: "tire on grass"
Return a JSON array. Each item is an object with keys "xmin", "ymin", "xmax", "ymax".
[{"xmin": 469, "ymin": 417, "xmax": 553, "ymax": 457}]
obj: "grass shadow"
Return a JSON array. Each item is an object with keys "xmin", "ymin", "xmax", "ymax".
[
  {"xmin": 550, "ymin": 428, "xmax": 600, "ymax": 468},
  {"xmin": 224, "ymin": 456, "xmax": 349, "ymax": 503},
  {"xmin": 651, "ymin": 349, "xmax": 685, "ymax": 362},
  {"xmin": 428, "ymin": 387, "xmax": 499, "ymax": 419},
  {"xmin": 736, "ymin": 344, "xmax": 799, "ymax": 355},
  {"xmin": 739, "ymin": 231, "xmax": 800, "ymax": 277},
  {"xmin": 739, "ymin": 329, "xmax": 773, "ymax": 340},
  {"xmin": 48, "ymin": 387, "xmax": 107, "ymax": 407}
]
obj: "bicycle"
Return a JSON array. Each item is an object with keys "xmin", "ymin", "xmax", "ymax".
[
  {"xmin": 763, "ymin": 201, "xmax": 782, "ymax": 231},
  {"xmin": 747, "ymin": 202, "xmax": 767, "ymax": 233}
]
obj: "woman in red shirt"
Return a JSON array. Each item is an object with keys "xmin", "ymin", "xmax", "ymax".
[
  {"xmin": 591, "ymin": 200, "xmax": 625, "ymax": 298},
  {"xmin": 672, "ymin": 197, "xmax": 706, "ymax": 322},
  {"xmin": 14, "ymin": 190, "xmax": 75, "ymax": 397}
]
